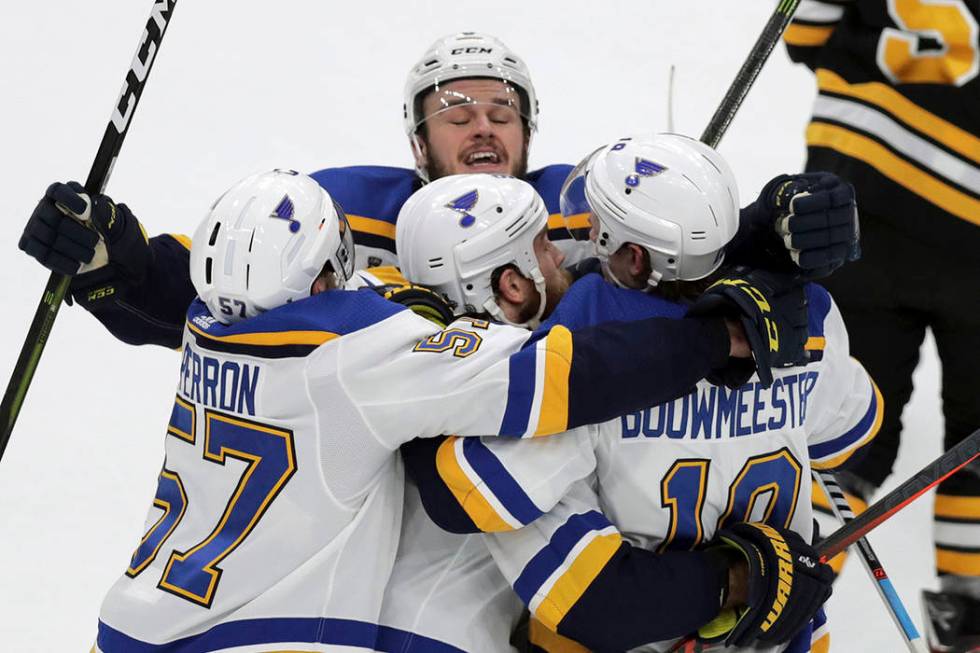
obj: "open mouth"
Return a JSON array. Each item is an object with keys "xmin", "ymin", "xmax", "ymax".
[{"xmin": 464, "ymin": 150, "xmax": 502, "ymax": 167}]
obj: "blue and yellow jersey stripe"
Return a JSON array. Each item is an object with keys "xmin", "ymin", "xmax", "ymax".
[
  {"xmin": 805, "ymin": 283, "xmax": 832, "ymax": 361},
  {"xmin": 308, "ymin": 164, "xmax": 577, "ymax": 259},
  {"xmin": 528, "ymin": 617, "xmax": 591, "ymax": 653},
  {"xmin": 354, "ymin": 266, "xmax": 410, "ymax": 288},
  {"xmin": 811, "ymin": 608, "xmax": 829, "ymax": 653},
  {"xmin": 500, "ymin": 325, "xmax": 574, "ymax": 438},
  {"xmin": 435, "ymin": 436, "xmax": 544, "ymax": 532},
  {"xmin": 810, "ymin": 378, "xmax": 885, "ymax": 470},
  {"xmin": 97, "ymin": 616, "xmax": 467, "ymax": 653},
  {"xmin": 185, "ymin": 289, "xmax": 405, "ymax": 359},
  {"xmin": 514, "ymin": 511, "xmax": 622, "ymax": 632}
]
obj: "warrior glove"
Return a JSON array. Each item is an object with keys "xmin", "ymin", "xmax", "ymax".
[
  {"xmin": 688, "ymin": 267, "xmax": 808, "ymax": 388},
  {"xmin": 700, "ymin": 522, "xmax": 834, "ymax": 648},
  {"xmin": 20, "ymin": 181, "xmax": 151, "ymax": 307}
]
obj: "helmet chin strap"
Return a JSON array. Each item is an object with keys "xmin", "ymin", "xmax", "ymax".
[
  {"xmin": 643, "ymin": 247, "xmax": 665, "ymax": 289},
  {"xmin": 483, "ymin": 267, "xmax": 547, "ymax": 330}
]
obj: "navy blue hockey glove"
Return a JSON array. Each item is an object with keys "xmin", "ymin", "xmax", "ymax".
[
  {"xmin": 699, "ymin": 522, "xmax": 833, "ymax": 648},
  {"xmin": 730, "ymin": 172, "xmax": 859, "ymax": 280},
  {"xmin": 19, "ymin": 182, "xmax": 151, "ymax": 307},
  {"xmin": 688, "ymin": 267, "xmax": 808, "ymax": 389}
]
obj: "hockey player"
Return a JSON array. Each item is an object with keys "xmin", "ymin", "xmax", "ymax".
[
  {"xmin": 17, "ymin": 31, "xmax": 862, "ymax": 350},
  {"xmin": 400, "ymin": 135, "xmax": 878, "ymax": 652},
  {"xmin": 784, "ymin": 4, "xmax": 980, "ymax": 650},
  {"xmin": 85, "ymin": 168, "xmax": 806, "ymax": 652}
]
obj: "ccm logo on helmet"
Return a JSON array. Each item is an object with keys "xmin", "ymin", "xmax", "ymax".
[{"xmin": 451, "ymin": 47, "xmax": 493, "ymax": 55}]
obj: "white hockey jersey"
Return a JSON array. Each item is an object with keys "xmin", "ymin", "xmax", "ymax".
[
  {"xmin": 96, "ymin": 278, "xmax": 717, "ymax": 652},
  {"xmin": 432, "ymin": 285, "xmax": 882, "ymax": 652}
]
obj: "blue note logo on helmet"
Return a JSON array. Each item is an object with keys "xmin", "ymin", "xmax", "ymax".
[
  {"xmin": 446, "ymin": 189, "xmax": 479, "ymax": 227},
  {"xmin": 270, "ymin": 195, "xmax": 300, "ymax": 233},
  {"xmin": 625, "ymin": 158, "xmax": 668, "ymax": 188}
]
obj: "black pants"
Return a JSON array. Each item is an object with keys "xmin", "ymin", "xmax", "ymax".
[{"xmin": 821, "ymin": 213, "xmax": 980, "ymax": 578}]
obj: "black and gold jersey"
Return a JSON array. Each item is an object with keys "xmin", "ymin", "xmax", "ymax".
[{"xmin": 785, "ymin": 0, "xmax": 980, "ymax": 255}]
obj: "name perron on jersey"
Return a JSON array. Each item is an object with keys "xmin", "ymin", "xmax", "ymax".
[{"xmin": 95, "ymin": 281, "xmax": 724, "ymax": 652}]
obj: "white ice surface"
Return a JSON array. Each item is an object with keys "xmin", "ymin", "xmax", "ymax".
[{"xmin": 0, "ymin": 1, "xmax": 944, "ymax": 650}]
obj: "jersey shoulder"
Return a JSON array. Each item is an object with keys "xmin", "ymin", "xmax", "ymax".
[
  {"xmin": 185, "ymin": 289, "xmax": 405, "ymax": 357},
  {"xmin": 309, "ymin": 165, "xmax": 419, "ymax": 226},
  {"xmin": 531, "ymin": 274, "xmax": 686, "ymax": 345},
  {"xmin": 349, "ymin": 266, "xmax": 410, "ymax": 289},
  {"xmin": 526, "ymin": 164, "xmax": 573, "ymax": 213},
  {"xmin": 805, "ymin": 283, "xmax": 834, "ymax": 361}
]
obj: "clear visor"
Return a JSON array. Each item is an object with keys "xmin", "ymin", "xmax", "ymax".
[
  {"xmin": 332, "ymin": 200, "xmax": 356, "ymax": 283},
  {"xmin": 558, "ymin": 146, "xmax": 604, "ymax": 242},
  {"xmin": 413, "ymin": 80, "xmax": 531, "ymax": 133}
]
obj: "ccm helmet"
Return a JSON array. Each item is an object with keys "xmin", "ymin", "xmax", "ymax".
[
  {"xmin": 396, "ymin": 173, "xmax": 549, "ymax": 327},
  {"xmin": 190, "ymin": 169, "xmax": 355, "ymax": 324},
  {"xmin": 403, "ymin": 32, "xmax": 539, "ymax": 180}
]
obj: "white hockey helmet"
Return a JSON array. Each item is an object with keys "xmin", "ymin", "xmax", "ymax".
[
  {"xmin": 190, "ymin": 169, "xmax": 355, "ymax": 325},
  {"xmin": 396, "ymin": 173, "xmax": 549, "ymax": 327},
  {"xmin": 403, "ymin": 32, "xmax": 539, "ymax": 179},
  {"xmin": 561, "ymin": 133, "xmax": 739, "ymax": 287}
]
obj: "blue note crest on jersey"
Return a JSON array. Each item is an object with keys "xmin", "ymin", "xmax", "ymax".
[
  {"xmin": 271, "ymin": 195, "xmax": 301, "ymax": 233},
  {"xmin": 625, "ymin": 158, "xmax": 668, "ymax": 188},
  {"xmin": 447, "ymin": 189, "xmax": 479, "ymax": 227}
]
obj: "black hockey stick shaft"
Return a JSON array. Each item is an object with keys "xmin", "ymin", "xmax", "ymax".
[
  {"xmin": 815, "ymin": 472, "xmax": 927, "ymax": 652},
  {"xmin": 0, "ymin": 0, "xmax": 178, "ymax": 462},
  {"xmin": 700, "ymin": 0, "xmax": 802, "ymax": 148},
  {"xmin": 817, "ymin": 429, "xmax": 980, "ymax": 560}
]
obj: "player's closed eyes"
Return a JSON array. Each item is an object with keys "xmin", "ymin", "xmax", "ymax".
[{"xmin": 438, "ymin": 105, "xmax": 519, "ymax": 126}]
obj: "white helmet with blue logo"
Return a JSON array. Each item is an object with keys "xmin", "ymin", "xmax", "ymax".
[
  {"xmin": 561, "ymin": 133, "xmax": 739, "ymax": 287},
  {"xmin": 396, "ymin": 173, "xmax": 548, "ymax": 327},
  {"xmin": 190, "ymin": 169, "xmax": 355, "ymax": 324}
]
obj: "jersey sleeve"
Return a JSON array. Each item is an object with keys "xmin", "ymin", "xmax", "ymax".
[
  {"xmin": 783, "ymin": 0, "xmax": 849, "ymax": 69},
  {"xmin": 342, "ymin": 312, "xmax": 731, "ymax": 447},
  {"xmin": 485, "ymin": 482, "xmax": 728, "ymax": 651},
  {"xmin": 404, "ymin": 428, "xmax": 597, "ymax": 534},
  {"xmin": 803, "ymin": 286, "xmax": 884, "ymax": 470},
  {"xmin": 74, "ymin": 233, "xmax": 196, "ymax": 347}
]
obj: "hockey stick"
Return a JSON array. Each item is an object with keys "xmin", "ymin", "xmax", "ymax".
[
  {"xmin": 0, "ymin": 0, "xmax": 178, "ymax": 463},
  {"xmin": 700, "ymin": 0, "xmax": 802, "ymax": 148},
  {"xmin": 817, "ymin": 429, "xmax": 980, "ymax": 559},
  {"xmin": 814, "ymin": 471, "xmax": 929, "ymax": 653}
]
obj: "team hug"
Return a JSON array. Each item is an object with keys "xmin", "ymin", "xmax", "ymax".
[{"xmin": 16, "ymin": 3, "xmax": 980, "ymax": 651}]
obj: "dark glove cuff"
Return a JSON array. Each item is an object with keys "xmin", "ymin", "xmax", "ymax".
[{"xmin": 703, "ymin": 546, "xmax": 739, "ymax": 608}]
